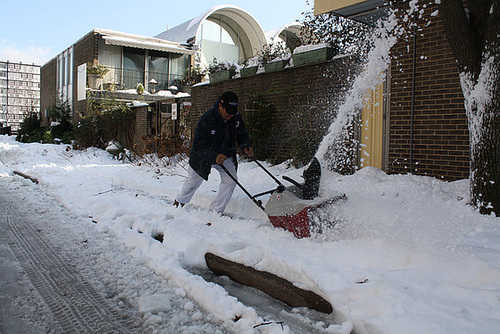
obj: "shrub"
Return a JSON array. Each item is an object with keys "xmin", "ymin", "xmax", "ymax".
[{"xmin": 16, "ymin": 112, "xmax": 45, "ymax": 143}]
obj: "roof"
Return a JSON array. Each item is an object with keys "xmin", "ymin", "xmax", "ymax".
[{"xmin": 154, "ymin": 4, "xmax": 266, "ymax": 47}]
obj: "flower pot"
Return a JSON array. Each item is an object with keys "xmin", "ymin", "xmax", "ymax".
[
  {"xmin": 240, "ymin": 66, "xmax": 258, "ymax": 77},
  {"xmin": 264, "ymin": 60, "xmax": 288, "ymax": 73},
  {"xmin": 292, "ymin": 46, "xmax": 336, "ymax": 67},
  {"xmin": 209, "ymin": 69, "xmax": 236, "ymax": 84},
  {"xmin": 87, "ymin": 74, "xmax": 103, "ymax": 89}
]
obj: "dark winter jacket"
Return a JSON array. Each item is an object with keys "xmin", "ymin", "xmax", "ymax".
[{"xmin": 189, "ymin": 100, "xmax": 251, "ymax": 180}]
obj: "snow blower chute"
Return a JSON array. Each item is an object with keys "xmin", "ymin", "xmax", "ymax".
[{"xmin": 220, "ymin": 156, "xmax": 346, "ymax": 238}]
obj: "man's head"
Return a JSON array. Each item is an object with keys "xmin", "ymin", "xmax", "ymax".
[{"xmin": 220, "ymin": 91, "xmax": 238, "ymax": 115}]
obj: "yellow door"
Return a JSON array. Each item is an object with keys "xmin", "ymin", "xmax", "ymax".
[{"xmin": 360, "ymin": 82, "xmax": 384, "ymax": 169}]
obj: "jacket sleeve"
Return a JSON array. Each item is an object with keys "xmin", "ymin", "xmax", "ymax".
[{"xmin": 235, "ymin": 115, "xmax": 251, "ymax": 149}]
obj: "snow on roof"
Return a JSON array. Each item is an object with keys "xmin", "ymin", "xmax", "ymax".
[
  {"xmin": 127, "ymin": 101, "xmax": 149, "ymax": 107},
  {"xmin": 294, "ymin": 43, "xmax": 331, "ymax": 54},
  {"xmin": 119, "ymin": 90, "xmax": 191, "ymax": 101},
  {"xmin": 154, "ymin": 90, "xmax": 190, "ymax": 98}
]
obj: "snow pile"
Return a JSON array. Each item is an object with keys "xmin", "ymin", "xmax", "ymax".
[
  {"xmin": 1, "ymin": 135, "xmax": 499, "ymax": 334},
  {"xmin": 293, "ymin": 43, "xmax": 331, "ymax": 54}
]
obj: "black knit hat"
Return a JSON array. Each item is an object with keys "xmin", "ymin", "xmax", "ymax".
[{"xmin": 220, "ymin": 91, "xmax": 238, "ymax": 115}]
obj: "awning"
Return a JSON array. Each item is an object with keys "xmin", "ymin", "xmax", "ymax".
[
  {"xmin": 102, "ymin": 35, "xmax": 194, "ymax": 55},
  {"xmin": 315, "ymin": 0, "xmax": 390, "ymax": 25}
]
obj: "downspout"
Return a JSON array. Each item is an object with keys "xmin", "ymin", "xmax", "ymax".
[{"xmin": 409, "ymin": 25, "xmax": 417, "ymax": 173}]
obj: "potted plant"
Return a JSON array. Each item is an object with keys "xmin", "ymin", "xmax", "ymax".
[
  {"xmin": 258, "ymin": 43, "xmax": 291, "ymax": 73},
  {"xmin": 240, "ymin": 57, "xmax": 260, "ymax": 77},
  {"xmin": 182, "ymin": 65, "xmax": 207, "ymax": 86},
  {"xmin": 208, "ymin": 58, "xmax": 236, "ymax": 84},
  {"xmin": 292, "ymin": 43, "xmax": 337, "ymax": 67},
  {"xmin": 136, "ymin": 83, "xmax": 145, "ymax": 95},
  {"xmin": 87, "ymin": 62, "xmax": 109, "ymax": 90}
]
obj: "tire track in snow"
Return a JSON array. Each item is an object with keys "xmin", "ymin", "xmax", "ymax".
[{"xmin": 0, "ymin": 192, "xmax": 137, "ymax": 333}]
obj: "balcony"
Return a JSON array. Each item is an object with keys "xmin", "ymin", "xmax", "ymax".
[{"xmin": 88, "ymin": 66, "xmax": 189, "ymax": 102}]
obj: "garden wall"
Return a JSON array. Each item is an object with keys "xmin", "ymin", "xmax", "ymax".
[{"xmin": 190, "ymin": 55, "xmax": 360, "ymax": 165}]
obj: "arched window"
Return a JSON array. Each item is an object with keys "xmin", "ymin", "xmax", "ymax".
[{"xmin": 200, "ymin": 17, "xmax": 240, "ymax": 65}]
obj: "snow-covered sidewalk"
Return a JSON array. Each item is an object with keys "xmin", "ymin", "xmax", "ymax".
[{"xmin": 1, "ymin": 135, "xmax": 499, "ymax": 334}]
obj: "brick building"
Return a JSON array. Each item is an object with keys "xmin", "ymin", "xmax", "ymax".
[
  {"xmin": 39, "ymin": 5, "xmax": 302, "ymax": 151},
  {"xmin": 40, "ymin": 28, "xmax": 194, "ymax": 127}
]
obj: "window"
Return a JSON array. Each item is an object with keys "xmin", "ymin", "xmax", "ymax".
[
  {"xmin": 200, "ymin": 17, "xmax": 240, "ymax": 64},
  {"xmin": 99, "ymin": 41, "xmax": 122, "ymax": 85},
  {"xmin": 148, "ymin": 51, "xmax": 169, "ymax": 91},
  {"xmin": 170, "ymin": 54, "xmax": 189, "ymax": 87},
  {"xmin": 123, "ymin": 48, "xmax": 145, "ymax": 90},
  {"xmin": 201, "ymin": 20, "xmax": 235, "ymax": 44}
]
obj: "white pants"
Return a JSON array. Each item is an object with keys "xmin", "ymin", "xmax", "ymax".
[{"xmin": 176, "ymin": 157, "xmax": 237, "ymax": 213}]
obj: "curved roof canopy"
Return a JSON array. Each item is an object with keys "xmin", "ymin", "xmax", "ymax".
[
  {"xmin": 155, "ymin": 5, "xmax": 267, "ymax": 65},
  {"xmin": 269, "ymin": 23, "xmax": 304, "ymax": 52}
]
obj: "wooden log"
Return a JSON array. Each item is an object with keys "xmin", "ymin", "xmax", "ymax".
[
  {"xmin": 205, "ymin": 252, "xmax": 333, "ymax": 314},
  {"xmin": 13, "ymin": 171, "xmax": 39, "ymax": 184}
]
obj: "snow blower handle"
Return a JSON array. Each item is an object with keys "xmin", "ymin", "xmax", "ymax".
[
  {"xmin": 225, "ymin": 146, "xmax": 286, "ymax": 192},
  {"xmin": 244, "ymin": 155, "xmax": 286, "ymax": 191},
  {"xmin": 282, "ymin": 175, "xmax": 303, "ymax": 190},
  {"xmin": 218, "ymin": 163, "xmax": 266, "ymax": 212}
]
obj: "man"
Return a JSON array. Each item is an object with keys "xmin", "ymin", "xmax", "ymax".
[{"xmin": 174, "ymin": 91, "xmax": 254, "ymax": 214}]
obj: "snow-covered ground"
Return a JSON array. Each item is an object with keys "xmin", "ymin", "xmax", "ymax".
[{"xmin": 0, "ymin": 134, "xmax": 499, "ymax": 334}]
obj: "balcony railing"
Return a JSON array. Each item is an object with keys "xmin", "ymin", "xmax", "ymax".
[{"xmin": 96, "ymin": 66, "xmax": 186, "ymax": 93}]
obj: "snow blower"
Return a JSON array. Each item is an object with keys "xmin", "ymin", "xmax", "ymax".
[{"xmin": 220, "ymin": 156, "xmax": 346, "ymax": 238}]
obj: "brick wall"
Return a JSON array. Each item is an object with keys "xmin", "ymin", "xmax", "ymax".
[
  {"xmin": 133, "ymin": 105, "xmax": 149, "ymax": 153},
  {"xmin": 72, "ymin": 32, "xmax": 98, "ymax": 119},
  {"xmin": 40, "ymin": 58, "xmax": 57, "ymax": 126},
  {"xmin": 388, "ymin": 1, "xmax": 469, "ymax": 180},
  {"xmin": 40, "ymin": 31, "xmax": 97, "ymax": 125},
  {"xmin": 191, "ymin": 55, "xmax": 360, "ymax": 164}
]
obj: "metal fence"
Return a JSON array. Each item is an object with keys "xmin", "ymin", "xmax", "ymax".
[{"xmin": 102, "ymin": 66, "xmax": 185, "ymax": 93}]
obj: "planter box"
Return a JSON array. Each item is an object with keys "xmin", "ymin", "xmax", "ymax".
[
  {"xmin": 209, "ymin": 70, "xmax": 236, "ymax": 84},
  {"xmin": 240, "ymin": 66, "xmax": 258, "ymax": 77},
  {"xmin": 264, "ymin": 60, "xmax": 288, "ymax": 73},
  {"xmin": 292, "ymin": 47, "xmax": 336, "ymax": 67},
  {"xmin": 87, "ymin": 74, "xmax": 103, "ymax": 89}
]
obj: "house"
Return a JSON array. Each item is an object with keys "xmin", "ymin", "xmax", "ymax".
[
  {"xmin": 40, "ymin": 5, "xmax": 303, "ymax": 144},
  {"xmin": 40, "ymin": 28, "xmax": 195, "ymax": 127},
  {"xmin": 314, "ymin": 0, "xmax": 470, "ymax": 181}
]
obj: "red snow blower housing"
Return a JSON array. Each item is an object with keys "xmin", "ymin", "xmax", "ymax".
[{"xmin": 220, "ymin": 156, "xmax": 346, "ymax": 238}]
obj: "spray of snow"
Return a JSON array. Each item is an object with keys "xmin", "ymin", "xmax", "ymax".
[{"xmin": 315, "ymin": 10, "xmax": 401, "ymax": 167}]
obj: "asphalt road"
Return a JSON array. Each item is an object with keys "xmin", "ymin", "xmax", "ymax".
[
  {"xmin": 0, "ymin": 179, "xmax": 228, "ymax": 334},
  {"xmin": 0, "ymin": 184, "xmax": 139, "ymax": 333}
]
